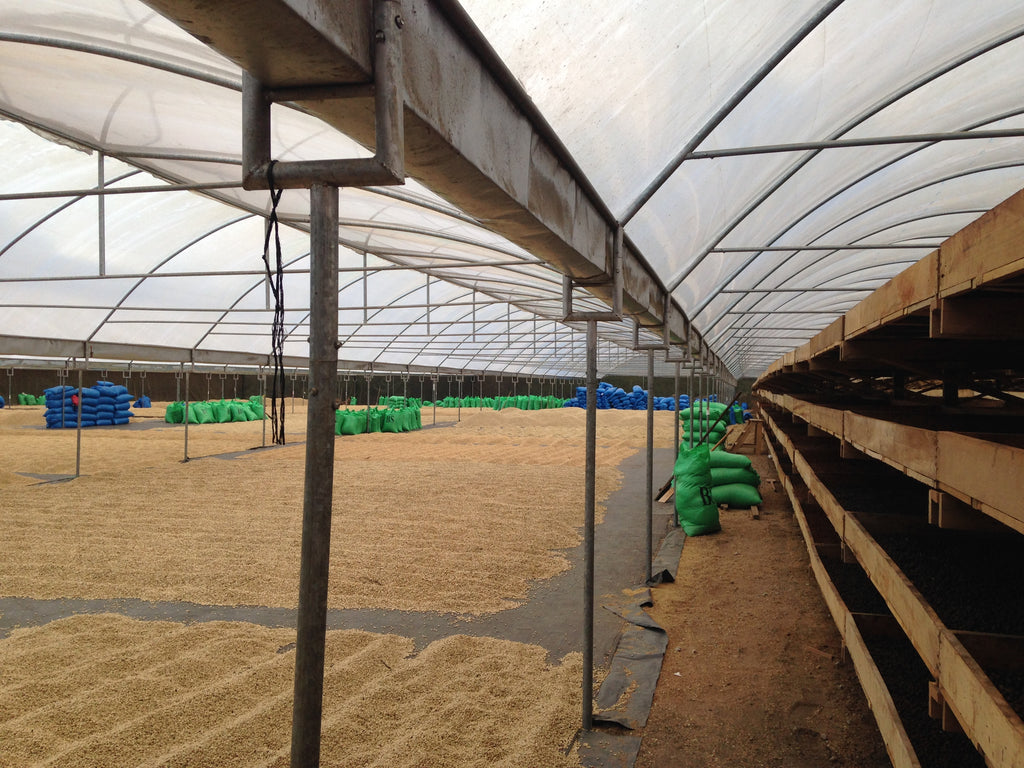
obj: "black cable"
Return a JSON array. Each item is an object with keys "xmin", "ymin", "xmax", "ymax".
[{"xmin": 261, "ymin": 161, "xmax": 286, "ymax": 445}]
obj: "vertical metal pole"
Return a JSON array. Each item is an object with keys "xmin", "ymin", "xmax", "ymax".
[
  {"xmin": 291, "ymin": 183, "xmax": 340, "ymax": 768},
  {"xmin": 183, "ymin": 369, "xmax": 190, "ymax": 462},
  {"xmin": 75, "ymin": 360, "xmax": 84, "ymax": 478},
  {"xmin": 362, "ymin": 252, "xmax": 368, "ymax": 324},
  {"xmin": 457, "ymin": 377, "xmax": 462, "ymax": 422},
  {"xmin": 645, "ymin": 350, "xmax": 654, "ymax": 583},
  {"xmin": 261, "ymin": 373, "xmax": 267, "ymax": 448},
  {"xmin": 672, "ymin": 361, "xmax": 680, "ymax": 527},
  {"xmin": 432, "ymin": 378, "xmax": 437, "ymax": 425},
  {"xmin": 97, "ymin": 153, "xmax": 106, "ymax": 276},
  {"xmin": 688, "ymin": 358, "xmax": 696, "ymax": 449},
  {"xmin": 583, "ymin": 319, "xmax": 597, "ymax": 731},
  {"xmin": 673, "ymin": 362, "xmax": 681, "ymax": 451},
  {"xmin": 699, "ymin": 373, "xmax": 705, "ymax": 437}
]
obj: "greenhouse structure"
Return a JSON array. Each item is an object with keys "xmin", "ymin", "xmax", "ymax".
[{"xmin": 1, "ymin": 2, "xmax": 1023, "ymax": 767}]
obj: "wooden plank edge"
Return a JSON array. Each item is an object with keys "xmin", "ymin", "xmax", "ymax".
[{"xmin": 938, "ymin": 630, "xmax": 1024, "ymax": 768}]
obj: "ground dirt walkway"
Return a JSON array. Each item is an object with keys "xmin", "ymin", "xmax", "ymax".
[{"xmin": 635, "ymin": 453, "xmax": 892, "ymax": 768}]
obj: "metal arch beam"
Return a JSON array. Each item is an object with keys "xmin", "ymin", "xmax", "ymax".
[
  {"xmin": 698, "ymin": 133, "xmax": 1024, "ymax": 345},
  {"xmin": 620, "ymin": 0, "xmax": 846, "ymax": 224},
  {"xmin": 692, "ymin": 166, "xmax": 1021, "ymax": 332},
  {"xmin": 337, "ymin": 221, "xmax": 545, "ymax": 266},
  {"xmin": 705, "ymin": 259, "xmax": 921, "ymax": 346},
  {"xmin": 0, "ymin": 32, "xmax": 240, "ymax": 89},
  {"xmin": 140, "ymin": 0, "xmax": 716, "ymax": 372},
  {"xmin": 686, "ymin": 128, "xmax": 1024, "ymax": 160},
  {"xmin": 0, "ymin": 181, "xmax": 244, "ymax": 201},
  {"xmin": 716, "ymin": 287, "xmax": 878, "ymax": 294},
  {"xmin": 709, "ymin": 243, "xmax": 940, "ymax": 252},
  {"xmin": 707, "ymin": 272, "xmax": 912, "ymax": 349},
  {"xmin": 84, "ymin": 213, "xmax": 256, "ymax": 346},
  {"xmin": 691, "ymin": 165, "xmax": 1023, "ymax": 330},
  {"xmin": 0, "ymin": 170, "xmax": 142, "ymax": 261},
  {"xmin": 370, "ymin": 285, "xmax": 480, "ymax": 366},
  {"xmin": 664, "ymin": 26, "xmax": 1024, "ymax": 294}
]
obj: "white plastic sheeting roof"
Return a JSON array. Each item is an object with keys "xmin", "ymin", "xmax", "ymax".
[{"xmin": 2, "ymin": 1, "xmax": 1024, "ymax": 377}]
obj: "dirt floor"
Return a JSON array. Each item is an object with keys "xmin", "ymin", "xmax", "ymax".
[
  {"xmin": 636, "ymin": 452, "xmax": 891, "ymax": 768},
  {"xmin": 0, "ymin": 400, "xmax": 892, "ymax": 767}
]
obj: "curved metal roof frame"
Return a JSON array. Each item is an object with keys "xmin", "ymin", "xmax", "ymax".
[
  {"xmin": 2, "ymin": 1, "xmax": 1024, "ymax": 380},
  {"xmin": 0, "ymin": 25, "xmax": 637, "ymax": 376},
  {"xmin": 463, "ymin": 0, "xmax": 1024, "ymax": 376}
]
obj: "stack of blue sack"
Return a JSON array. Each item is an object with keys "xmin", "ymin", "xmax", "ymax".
[
  {"xmin": 626, "ymin": 385, "xmax": 647, "ymax": 409},
  {"xmin": 43, "ymin": 381, "xmax": 134, "ymax": 428},
  {"xmin": 93, "ymin": 380, "xmax": 134, "ymax": 425},
  {"xmin": 563, "ymin": 383, "xmax": 693, "ymax": 411},
  {"xmin": 133, "ymin": 395, "xmax": 152, "ymax": 408},
  {"xmin": 43, "ymin": 385, "xmax": 80, "ymax": 428},
  {"xmin": 563, "ymin": 383, "xmax": 612, "ymax": 409}
]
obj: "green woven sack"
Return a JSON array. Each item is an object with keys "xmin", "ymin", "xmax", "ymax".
[
  {"xmin": 247, "ymin": 397, "xmax": 265, "ymax": 419},
  {"xmin": 212, "ymin": 400, "xmax": 231, "ymax": 423},
  {"xmin": 708, "ymin": 450, "xmax": 753, "ymax": 469},
  {"xmin": 673, "ymin": 444, "xmax": 720, "ymax": 536},
  {"xmin": 340, "ymin": 410, "xmax": 364, "ymax": 436},
  {"xmin": 712, "ymin": 483, "xmax": 763, "ymax": 508},
  {"xmin": 367, "ymin": 408, "xmax": 383, "ymax": 433},
  {"xmin": 382, "ymin": 410, "xmax": 401, "ymax": 433},
  {"xmin": 165, "ymin": 401, "xmax": 184, "ymax": 423},
  {"xmin": 192, "ymin": 401, "xmax": 214, "ymax": 424},
  {"xmin": 710, "ymin": 466, "xmax": 761, "ymax": 487}
]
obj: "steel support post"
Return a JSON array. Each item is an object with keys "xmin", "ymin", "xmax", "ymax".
[
  {"xmin": 183, "ymin": 369, "xmax": 190, "ymax": 462},
  {"xmin": 645, "ymin": 350, "xmax": 654, "ymax": 583},
  {"xmin": 673, "ymin": 362, "xmax": 680, "ymax": 450},
  {"xmin": 291, "ymin": 183, "xmax": 340, "ymax": 768},
  {"xmin": 583, "ymin": 319, "xmax": 597, "ymax": 732},
  {"xmin": 688, "ymin": 359, "xmax": 696, "ymax": 449},
  {"xmin": 672, "ymin": 361, "xmax": 680, "ymax": 527},
  {"xmin": 75, "ymin": 361, "xmax": 84, "ymax": 478},
  {"xmin": 260, "ymin": 372, "xmax": 267, "ymax": 448}
]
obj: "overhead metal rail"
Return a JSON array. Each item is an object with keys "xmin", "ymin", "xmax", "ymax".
[{"xmin": 140, "ymin": 0, "xmax": 732, "ymax": 387}]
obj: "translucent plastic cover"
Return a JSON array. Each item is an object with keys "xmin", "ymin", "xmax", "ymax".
[{"xmin": 2, "ymin": 1, "xmax": 1023, "ymax": 376}]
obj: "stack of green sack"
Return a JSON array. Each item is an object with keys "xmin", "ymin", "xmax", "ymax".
[
  {"xmin": 421, "ymin": 394, "xmax": 567, "ymax": 410},
  {"xmin": 17, "ymin": 393, "xmax": 46, "ymax": 405},
  {"xmin": 674, "ymin": 444, "xmax": 720, "ymax": 536},
  {"xmin": 165, "ymin": 396, "xmax": 265, "ymax": 424},
  {"xmin": 678, "ymin": 399, "xmax": 730, "ymax": 446},
  {"xmin": 709, "ymin": 449, "xmax": 763, "ymax": 508},
  {"xmin": 335, "ymin": 405, "xmax": 422, "ymax": 435},
  {"xmin": 674, "ymin": 444, "xmax": 765, "ymax": 535},
  {"xmin": 377, "ymin": 395, "xmax": 423, "ymax": 409}
]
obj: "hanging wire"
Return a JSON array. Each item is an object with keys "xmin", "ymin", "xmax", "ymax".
[{"xmin": 261, "ymin": 161, "xmax": 286, "ymax": 445}]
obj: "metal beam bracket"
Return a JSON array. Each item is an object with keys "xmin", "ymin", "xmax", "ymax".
[
  {"xmin": 242, "ymin": 0, "xmax": 405, "ymax": 190},
  {"xmin": 632, "ymin": 318, "xmax": 670, "ymax": 351},
  {"xmin": 561, "ymin": 225, "xmax": 624, "ymax": 322}
]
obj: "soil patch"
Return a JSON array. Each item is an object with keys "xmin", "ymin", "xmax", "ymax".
[{"xmin": 635, "ymin": 453, "xmax": 891, "ymax": 768}]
